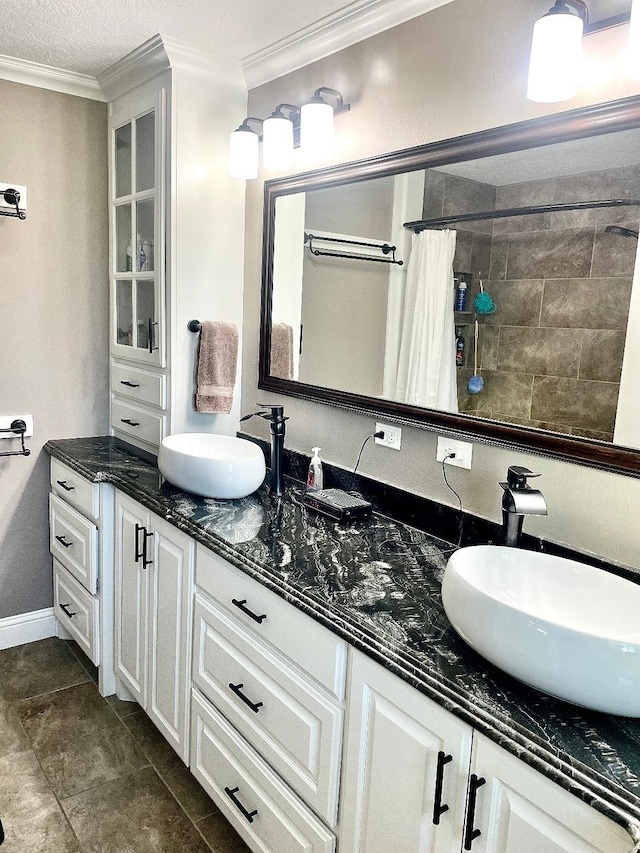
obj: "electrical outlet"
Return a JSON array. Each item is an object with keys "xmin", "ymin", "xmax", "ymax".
[
  {"xmin": 436, "ymin": 436, "xmax": 473, "ymax": 469},
  {"xmin": 375, "ymin": 422, "xmax": 402, "ymax": 450}
]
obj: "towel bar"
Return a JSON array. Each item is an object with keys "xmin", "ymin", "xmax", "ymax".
[{"xmin": 187, "ymin": 320, "xmax": 202, "ymax": 333}]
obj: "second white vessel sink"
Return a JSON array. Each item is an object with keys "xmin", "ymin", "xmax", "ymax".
[
  {"xmin": 441, "ymin": 545, "xmax": 640, "ymax": 716},
  {"xmin": 158, "ymin": 433, "xmax": 266, "ymax": 499}
]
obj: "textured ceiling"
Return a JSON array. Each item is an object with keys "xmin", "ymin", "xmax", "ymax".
[{"xmin": 0, "ymin": 0, "xmax": 358, "ymax": 76}]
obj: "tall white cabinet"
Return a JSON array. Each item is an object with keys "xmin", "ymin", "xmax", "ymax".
[{"xmin": 99, "ymin": 35, "xmax": 248, "ymax": 452}]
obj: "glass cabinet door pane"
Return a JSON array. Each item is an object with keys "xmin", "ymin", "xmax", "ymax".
[
  {"xmin": 116, "ymin": 281, "xmax": 133, "ymax": 347},
  {"xmin": 136, "ymin": 199, "xmax": 154, "ymax": 272},
  {"xmin": 115, "ymin": 124, "xmax": 132, "ymax": 198},
  {"xmin": 115, "ymin": 205, "xmax": 132, "ymax": 272},
  {"xmin": 136, "ymin": 280, "xmax": 155, "ymax": 350},
  {"xmin": 136, "ymin": 112, "xmax": 155, "ymax": 192}
]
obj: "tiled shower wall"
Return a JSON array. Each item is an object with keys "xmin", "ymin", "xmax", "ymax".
[{"xmin": 423, "ymin": 166, "xmax": 640, "ymax": 440}]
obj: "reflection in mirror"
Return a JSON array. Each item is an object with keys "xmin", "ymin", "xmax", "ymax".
[{"xmin": 265, "ymin": 112, "xmax": 640, "ymax": 463}]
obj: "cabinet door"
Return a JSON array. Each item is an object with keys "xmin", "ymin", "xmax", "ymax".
[
  {"xmin": 468, "ymin": 733, "xmax": 632, "ymax": 853},
  {"xmin": 111, "ymin": 92, "xmax": 165, "ymax": 368},
  {"xmin": 340, "ymin": 650, "xmax": 473, "ymax": 853},
  {"xmin": 146, "ymin": 513, "xmax": 194, "ymax": 762},
  {"xmin": 114, "ymin": 492, "xmax": 149, "ymax": 706}
]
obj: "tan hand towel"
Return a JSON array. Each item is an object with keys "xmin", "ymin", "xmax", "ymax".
[
  {"xmin": 195, "ymin": 320, "xmax": 238, "ymax": 414},
  {"xmin": 270, "ymin": 322, "xmax": 294, "ymax": 380}
]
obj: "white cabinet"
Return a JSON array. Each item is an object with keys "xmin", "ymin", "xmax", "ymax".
[
  {"xmin": 340, "ymin": 649, "xmax": 473, "ymax": 853},
  {"xmin": 340, "ymin": 650, "xmax": 633, "ymax": 853},
  {"xmin": 190, "ymin": 544, "xmax": 344, "ymax": 851},
  {"xmin": 469, "ymin": 734, "xmax": 632, "ymax": 853},
  {"xmin": 48, "ymin": 459, "xmax": 115, "ymax": 697},
  {"xmin": 101, "ymin": 35, "xmax": 247, "ymax": 451},
  {"xmin": 114, "ymin": 490, "xmax": 194, "ymax": 761}
]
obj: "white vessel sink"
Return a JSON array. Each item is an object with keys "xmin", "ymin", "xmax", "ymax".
[
  {"xmin": 158, "ymin": 434, "xmax": 266, "ymax": 499},
  {"xmin": 441, "ymin": 545, "xmax": 640, "ymax": 716}
]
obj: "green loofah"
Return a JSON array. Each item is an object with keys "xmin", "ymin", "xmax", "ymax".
[{"xmin": 474, "ymin": 291, "xmax": 496, "ymax": 314}]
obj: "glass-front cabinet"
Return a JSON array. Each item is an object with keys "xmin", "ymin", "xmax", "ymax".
[{"xmin": 111, "ymin": 99, "xmax": 165, "ymax": 366}]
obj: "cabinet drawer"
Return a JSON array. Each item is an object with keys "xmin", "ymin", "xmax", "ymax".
[
  {"xmin": 191, "ymin": 689, "xmax": 335, "ymax": 853},
  {"xmin": 49, "ymin": 493, "xmax": 99, "ymax": 594},
  {"xmin": 111, "ymin": 398, "xmax": 165, "ymax": 447},
  {"xmin": 50, "ymin": 459, "xmax": 100, "ymax": 521},
  {"xmin": 196, "ymin": 545, "xmax": 347, "ymax": 700},
  {"xmin": 53, "ymin": 560, "xmax": 100, "ymax": 665},
  {"xmin": 193, "ymin": 593, "xmax": 342, "ymax": 825},
  {"xmin": 111, "ymin": 363, "xmax": 166, "ymax": 409}
]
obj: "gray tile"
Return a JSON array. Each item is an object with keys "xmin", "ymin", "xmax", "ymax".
[
  {"xmin": 591, "ymin": 224, "xmax": 639, "ymax": 277},
  {"xmin": 469, "ymin": 371, "xmax": 534, "ymax": 419},
  {"xmin": 540, "ymin": 278, "xmax": 632, "ymax": 330},
  {"xmin": 497, "ymin": 327, "xmax": 579, "ymax": 378},
  {"xmin": 443, "ymin": 174, "xmax": 495, "ymax": 235},
  {"xmin": 531, "ymin": 376, "xmax": 619, "ymax": 432},
  {"xmin": 489, "ymin": 234, "xmax": 508, "ymax": 280},
  {"xmin": 0, "ymin": 700, "xmax": 28, "ymax": 759},
  {"xmin": 196, "ymin": 809, "xmax": 253, "ymax": 853},
  {"xmin": 0, "ymin": 749, "xmax": 81, "ymax": 851},
  {"xmin": 470, "ymin": 233, "xmax": 493, "ymax": 281},
  {"xmin": 64, "ymin": 640, "xmax": 98, "ymax": 685},
  {"xmin": 422, "ymin": 169, "xmax": 445, "ymax": 218},
  {"xmin": 62, "ymin": 766, "xmax": 212, "ymax": 853},
  {"xmin": 453, "ymin": 229, "xmax": 473, "ymax": 273},
  {"xmin": 106, "ymin": 694, "xmax": 140, "ymax": 719},
  {"xmin": 483, "ymin": 280, "xmax": 544, "ymax": 327},
  {"xmin": 571, "ymin": 426, "xmax": 614, "ymax": 442},
  {"xmin": 493, "ymin": 177, "xmax": 553, "ymax": 235},
  {"xmin": 0, "ymin": 638, "xmax": 89, "ymax": 702},
  {"xmin": 16, "ymin": 681, "xmax": 148, "ymax": 799},
  {"xmin": 479, "ymin": 325, "xmax": 499, "ymax": 371},
  {"xmin": 123, "ymin": 710, "xmax": 215, "ymax": 821},
  {"xmin": 554, "ymin": 168, "xmax": 630, "ymax": 204},
  {"xmin": 579, "ymin": 330, "xmax": 626, "ymax": 382},
  {"xmin": 505, "ymin": 228, "xmax": 594, "ymax": 280}
]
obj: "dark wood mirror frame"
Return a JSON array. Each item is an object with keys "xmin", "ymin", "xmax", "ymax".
[{"xmin": 259, "ymin": 94, "xmax": 640, "ymax": 478}]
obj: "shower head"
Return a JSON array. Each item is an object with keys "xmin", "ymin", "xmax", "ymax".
[{"xmin": 604, "ymin": 225, "xmax": 639, "ymax": 239}]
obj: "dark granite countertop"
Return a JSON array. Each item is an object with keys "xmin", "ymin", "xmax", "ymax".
[{"xmin": 45, "ymin": 436, "xmax": 640, "ymax": 848}]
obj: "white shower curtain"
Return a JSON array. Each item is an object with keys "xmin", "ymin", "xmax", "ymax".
[{"xmin": 394, "ymin": 229, "xmax": 458, "ymax": 412}]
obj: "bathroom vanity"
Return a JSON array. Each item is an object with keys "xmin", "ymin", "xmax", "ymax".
[{"xmin": 45, "ymin": 437, "xmax": 640, "ymax": 853}]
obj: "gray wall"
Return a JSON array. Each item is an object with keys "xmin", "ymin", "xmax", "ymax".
[
  {"xmin": 243, "ymin": 0, "xmax": 640, "ymax": 570},
  {"xmin": 0, "ymin": 80, "xmax": 108, "ymax": 619}
]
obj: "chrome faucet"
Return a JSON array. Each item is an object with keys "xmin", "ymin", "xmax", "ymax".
[
  {"xmin": 500, "ymin": 466, "xmax": 547, "ymax": 547},
  {"xmin": 240, "ymin": 404, "xmax": 288, "ymax": 496}
]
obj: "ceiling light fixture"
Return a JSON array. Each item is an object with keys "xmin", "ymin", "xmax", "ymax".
[
  {"xmin": 527, "ymin": 0, "xmax": 637, "ymax": 102},
  {"xmin": 229, "ymin": 117, "xmax": 263, "ymax": 180}
]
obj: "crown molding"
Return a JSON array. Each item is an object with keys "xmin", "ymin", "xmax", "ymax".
[
  {"xmin": 242, "ymin": 0, "xmax": 456, "ymax": 89},
  {"xmin": 0, "ymin": 53, "xmax": 105, "ymax": 101},
  {"xmin": 98, "ymin": 34, "xmax": 246, "ymax": 101}
]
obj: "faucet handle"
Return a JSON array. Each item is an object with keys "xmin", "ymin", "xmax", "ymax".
[{"xmin": 506, "ymin": 466, "xmax": 541, "ymax": 489}]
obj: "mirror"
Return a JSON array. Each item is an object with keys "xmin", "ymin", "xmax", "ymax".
[{"xmin": 259, "ymin": 96, "xmax": 640, "ymax": 476}]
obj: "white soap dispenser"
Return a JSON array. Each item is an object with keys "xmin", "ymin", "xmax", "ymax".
[{"xmin": 306, "ymin": 447, "xmax": 324, "ymax": 492}]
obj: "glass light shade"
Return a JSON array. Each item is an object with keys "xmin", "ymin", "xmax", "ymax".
[
  {"xmin": 628, "ymin": 0, "xmax": 640, "ymax": 79},
  {"xmin": 229, "ymin": 128, "xmax": 259, "ymax": 180},
  {"xmin": 262, "ymin": 115, "xmax": 294, "ymax": 170},
  {"xmin": 527, "ymin": 10, "xmax": 584, "ymax": 103},
  {"xmin": 300, "ymin": 101, "xmax": 334, "ymax": 160}
]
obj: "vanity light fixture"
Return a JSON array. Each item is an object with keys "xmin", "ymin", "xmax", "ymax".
[
  {"xmin": 229, "ymin": 88, "xmax": 350, "ymax": 179},
  {"xmin": 527, "ymin": 0, "xmax": 636, "ymax": 102},
  {"xmin": 300, "ymin": 87, "xmax": 350, "ymax": 160},
  {"xmin": 229, "ymin": 117, "xmax": 263, "ymax": 180},
  {"xmin": 262, "ymin": 104, "xmax": 298, "ymax": 171}
]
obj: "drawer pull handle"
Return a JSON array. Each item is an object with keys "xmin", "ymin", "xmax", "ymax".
[
  {"xmin": 231, "ymin": 598, "xmax": 267, "ymax": 624},
  {"xmin": 463, "ymin": 774, "xmax": 486, "ymax": 850},
  {"xmin": 121, "ymin": 418, "xmax": 140, "ymax": 427},
  {"xmin": 55, "ymin": 535, "xmax": 73, "ymax": 548},
  {"xmin": 228, "ymin": 682, "xmax": 263, "ymax": 714},
  {"xmin": 120, "ymin": 380, "xmax": 141, "ymax": 388},
  {"xmin": 134, "ymin": 523, "xmax": 153, "ymax": 567},
  {"xmin": 432, "ymin": 751, "xmax": 453, "ymax": 825},
  {"xmin": 60, "ymin": 603, "xmax": 77, "ymax": 618},
  {"xmin": 56, "ymin": 479, "xmax": 74, "ymax": 492},
  {"xmin": 224, "ymin": 786, "xmax": 258, "ymax": 824}
]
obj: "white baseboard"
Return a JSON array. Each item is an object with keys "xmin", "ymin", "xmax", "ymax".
[{"xmin": 0, "ymin": 607, "xmax": 57, "ymax": 650}]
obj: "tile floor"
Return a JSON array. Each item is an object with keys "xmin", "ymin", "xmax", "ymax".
[{"xmin": 0, "ymin": 637, "xmax": 251, "ymax": 852}]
